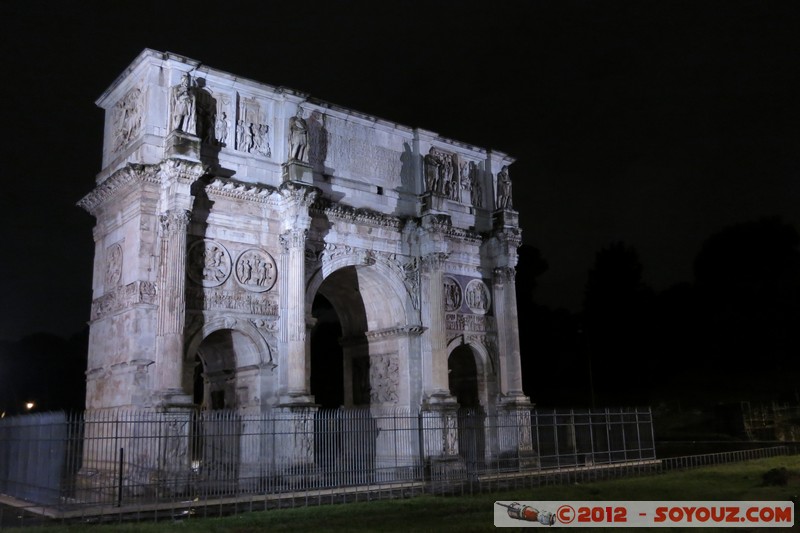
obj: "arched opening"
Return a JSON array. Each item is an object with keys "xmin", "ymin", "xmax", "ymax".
[
  {"xmin": 311, "ymin": 266, "xmax": 369, "ymax": 408},
  {"xmin": 188, "ymin": 327, "xmax": 263, "ymax": 484},
  {"xmin": 307, "ymin": 262, "xmax": 411, "ymax": 482},
  {"xmin": 449, "ymin": 344, "xmax": 485, "ymax": 471},
  {"xmin": 449, "ymin": 344, "xmax": 479, "ymax": 408},
  {"xmin": 191, "ymin": 328, "xmax": 254, "ymax": 410},
  {"xmin": 310, "ymin": 294, "xmax": 344, "ymax": 409}
]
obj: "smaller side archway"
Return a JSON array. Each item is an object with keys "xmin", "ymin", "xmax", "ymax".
[
  {"xmin": 184, "ymin": 317, "xmax": 275, "ymax": 412},
  {"xmin": 446, "ymin": 337, "xmax": 495, "ymax": 412}
]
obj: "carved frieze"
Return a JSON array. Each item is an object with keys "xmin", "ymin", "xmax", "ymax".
[
  {"xmin": 186, "ymin": 286, "xmax": 279, "ymax": 315},
  {"xmin": 112, "ymin": 84, "xmax": 144, "ymax": 153},
  {"xmin": 235, "ymin": 248, "xmax": 277, "ymax": 292},
  {"xmin": 457, "ymin": 159, "xmax": 485, "ymax": 209},
  {"xmin": 424, "ymin": 147, "xmax": 460, "ymax": 200},
  {"xmin": 235, "ymin": 94, "xmax": 272, "ymax": 156},
  {"xmin": 91, "ymin": 280, "xmax": 157, "ymax": 320},
  {"xmin": 445, "ymin": 313, "xmax": 495, "ymax": 333},
  {"xmin": 370, "ymin": 352, "xmax": 400, "ymax": 404},
  {"xmin": 187, "ymin": 239, "xmax": 232, "ymax": 287}
]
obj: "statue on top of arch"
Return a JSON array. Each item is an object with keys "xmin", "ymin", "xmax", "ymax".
[{"xmin": 171, "ymin": 73, "xmax": 197, "ymax": 135}]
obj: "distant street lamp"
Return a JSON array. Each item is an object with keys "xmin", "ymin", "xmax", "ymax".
[{"xmin": 25, "ymin": 401, "xmax": 35, "ymax": 411}]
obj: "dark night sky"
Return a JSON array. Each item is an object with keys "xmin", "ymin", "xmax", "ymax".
[{"xmin": 1, "ymin": 1, "xmax": 799, "ymax": 341}]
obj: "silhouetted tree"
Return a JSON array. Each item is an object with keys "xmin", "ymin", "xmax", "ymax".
[
  {"xmin": 516, "ymin": 245, "xmax": 587, "ymax": 407},
  {"xmin": 582, "ymin": 242, "xmax": 654, "ymax": 406},
  {"xmin": 692, "ymin": 216, "xmax": 800, "ymax": 399}
]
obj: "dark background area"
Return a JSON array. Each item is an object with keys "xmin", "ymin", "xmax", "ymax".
[{"xmin": 1, "ymin": 1, "xmax": 798, "ymax": 418}]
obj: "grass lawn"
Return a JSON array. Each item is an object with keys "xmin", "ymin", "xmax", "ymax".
[{"xmin": 9, "ymin": 455, "xmax": 799, "ymax": 532}]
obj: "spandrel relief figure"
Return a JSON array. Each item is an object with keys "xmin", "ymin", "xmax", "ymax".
[
  {"xmin": 255, "ymin": 124, "xmax": 271, "ymax": 157},
  {"xmin": 288, "ymin": 108, "xmax": 309, "ymax": 162},
  {"xmin": 171, "ymin": 73, "xmax": 196, "ymax": 134},
  {"xmin": 237, "ymin": 120, "xmax": 254, "ymax": 152},
  {"xmin": 496, "ymin": 165, "xmax": 513, "ymax": 210}
]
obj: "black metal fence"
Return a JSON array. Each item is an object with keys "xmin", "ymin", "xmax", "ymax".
[{"xmin": 0, "ymin": 407, "xmax": 655, "ymax": 512}]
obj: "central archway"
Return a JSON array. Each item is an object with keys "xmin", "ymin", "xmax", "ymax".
[{"xmin": 307, "ymin": 259, "xmax": 412, "ymax": 409}]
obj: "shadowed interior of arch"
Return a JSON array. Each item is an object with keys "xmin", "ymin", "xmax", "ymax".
[
  {"xmin": 312, "ymin": 266, "xmax": 368, "ymax": 408},
  {"xmin": 191, "ymin": 329, "xmax": 257, "ymax": 410},
  {"xmin": 448, "ymin": 345, "xmax": 479, "ymax": 409},
  {"xmin": 310, "ymin": 294, "xmax": 344, "ymax": 408}
]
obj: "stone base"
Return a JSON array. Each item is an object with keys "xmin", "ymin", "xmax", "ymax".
[
  {"xmin": 165, "ymin": 130, "xmax": 202, "ymax": 160},
  {"xmin": 429, "ymin": 454, "xmax": 466, "ymax": 482},
  {"xmin": 497, "ymin": 392, "xmax": 533, "ymax": 410},
  {"xmin": 282, "ymin": 160, "xmax": 313, "ymax": 184},
  {"xmin": 278, "ymin": 392, "xmax": 317, "ymax": 407},
  {"xmin": 492, "ymin": 208, "xmax": 519, "ymax": 229},
  {"xmin": 157, "ymin": 390, "xmax": 195, "ymax": 410}
]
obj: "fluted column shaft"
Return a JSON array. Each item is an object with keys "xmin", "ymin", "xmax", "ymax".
[
  {"xmin": 493, "ymin": 266, "xmax": 524, "ymax": 396},
  {"xmin": 155, "ymin": 209, "xmax": 191, "ymax": 392},
  {"xmin": 420, "ymin": 252, "xmax": 450, "ymax": 396},
  {"xmin": 280, "ymin": 228, "xmax": 309, "ymax": 396}
]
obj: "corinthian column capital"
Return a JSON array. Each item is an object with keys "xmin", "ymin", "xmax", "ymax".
[{"xmin": 159, "ymin": 210, "xmax": 191, "ymax": 235}]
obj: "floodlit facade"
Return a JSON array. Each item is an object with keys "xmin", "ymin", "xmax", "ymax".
[{"xmin": 78, "ymin": 49, "xmax": 531, "ymax": 479}]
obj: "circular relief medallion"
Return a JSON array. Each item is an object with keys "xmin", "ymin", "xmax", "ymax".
[
  {"xmin": 464, "ymin": 279, "xmax": 491, "ymax": 315},
  {"xmin": 187, "ymin": 239, "xmax": 232, "ymax": 287},
  {"xmin": 235, "ymin": 248, "xmax": 277, "ymax": 292},
  {"xmin": 443, "ymin": 276, "xmax": 463, "ymax": 312}
]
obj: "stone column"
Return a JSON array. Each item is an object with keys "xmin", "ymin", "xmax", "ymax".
[
  {"xmin": 155, "ymin": 209, "xmax": 192, "ymax": 400},
  {"xmin": 279, "ymin": 227, "xmax": 313, "ymax": 403},
  {"xmin": 492, "ymin": 266, "xmax": 525, "ymax": 398},
  {"xmin": 278, "ymin": 183, "xmax": 318, "ymax": 405},
  {"xmin": 492, "ymin": 265, "xmax": 536, "ymax": 468},
  {"xmin": 418, "ymin": 252, "xmax": 463, "ymax": 477},
  {"xmin": 420, "ymin": 252, "xmax": 451, "ymax": 399}
]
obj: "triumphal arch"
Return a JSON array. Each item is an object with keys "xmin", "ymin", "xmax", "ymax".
[{"xmin": 78, "ymin": 50, "xmax": 530, "ymax": 480}]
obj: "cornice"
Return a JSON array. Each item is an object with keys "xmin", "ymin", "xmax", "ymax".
[
  {"xmin": 204, "ymin": 177, "xmax": 279, "ymax": 205},
  {"xmin": 444, "ymin": 225, "xmax": 483, "ymax": 244},
  {"xmin": 77, "ymin": 163, "xmax": 160, "ymax": 214},
  {"xmin": 365, "ymin": 325, "xmax": 425, "ymax": 340},
  {"xmin": 312, "ymin": 201, "xmax": 404, "ymax": 231}
]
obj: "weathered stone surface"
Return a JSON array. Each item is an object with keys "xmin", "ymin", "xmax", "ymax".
[{"xmin": 80, "ymin": 49, "xmax": 530, "ymax": 461}]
